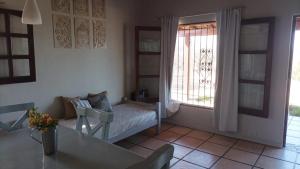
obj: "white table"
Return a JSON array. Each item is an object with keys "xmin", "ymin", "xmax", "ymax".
[{"xmin": 0, "ymin": 126, "xmax": 143, "ymax": 169}]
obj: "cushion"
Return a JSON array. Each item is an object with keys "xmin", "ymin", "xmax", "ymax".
[
  {"xmin": 88, "ymin": 91, "xmax": 113, "ymax": 112},
  {"xmin": 72, "ymin": 99, "xmax": 92, "ymax": 108},
  {"xmin": 62, "ymin": 97, "xmax": 79, "ymax": 119}
]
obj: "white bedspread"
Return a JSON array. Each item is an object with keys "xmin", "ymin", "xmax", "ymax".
[{"xmin": 59, "ymin": 103, "xmax": 156, "ymax": 139}]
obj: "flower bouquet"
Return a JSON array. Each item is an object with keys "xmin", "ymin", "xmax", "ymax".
[{"xmin": 28, "ymin": 108, "xmax": 58, "ymax": 155}]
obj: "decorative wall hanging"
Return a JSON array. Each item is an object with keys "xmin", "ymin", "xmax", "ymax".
[
  {"xmin": 75, "ymin": 18, "xmax": 90, "ymax": 48},
  {"xmin": 93, "ymin": 19, "xmax": 106, "ymax": 48},
  {"xmin": 51, "ymin": 0, "xmax": 106, "ymax": 48},
  {"xmin": 92, "ymin": 0, "xmax": 105, "ymax": 18},
  {"xmin": 51, "ymin": 0, "xmax": 70, "ymax": 14},
  {"xmin": 74, "ymin": 0, "xmax": 89, "ymax": 17},
  {"xmin": 53, "ymin": 15, "xmax": 72, "ymax": 48}
]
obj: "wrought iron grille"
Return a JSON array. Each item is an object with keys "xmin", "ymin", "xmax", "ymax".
[{"xmin": 171, "ymin": 22, "xmax": 217, "ymax": 107}]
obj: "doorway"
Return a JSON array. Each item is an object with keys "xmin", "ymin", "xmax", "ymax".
[{"xmin": 285, "ymin": 16, "xmax": 300, "ymax": 149}]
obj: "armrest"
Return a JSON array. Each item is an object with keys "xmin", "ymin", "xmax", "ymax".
[{"xmin": 84, "ymin": 108, "xmax": 113, "ymax": 124}]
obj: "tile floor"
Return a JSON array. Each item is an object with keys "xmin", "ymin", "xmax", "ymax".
[
  {"xmin": 115, "ymin": 120, "xmax": 300, "ymax": 169},
  {"xmin": 287, "ymin": 115, "xmax": 300, "ymax": 153}
]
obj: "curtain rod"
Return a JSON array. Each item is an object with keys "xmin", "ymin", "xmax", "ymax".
[
  {"xmin": 179, "ymin": 12, "xmax": 217, "ymax": 19},
  {"xmin": 156, "ymin": 6, "xmax": 245, "ymax": 20},
  {"xmin": 180, "ymin": 6, "xmax": 245, "ymax": 19},
  {"xmin": 157, "ymin": 12, "xmax": 215, "ymax": 20}
]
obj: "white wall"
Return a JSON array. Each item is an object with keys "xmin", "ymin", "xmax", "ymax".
[
  {"xmin": 0, "ymin": 0, "xmax": 136, "ymax": 115},
  {"xmin": 1, "ymin": 0, "xmax": 300, "ymax": 147},
  {"xmin": 135, "ymin": 0, "xmax": 300, "ymax": 147}
]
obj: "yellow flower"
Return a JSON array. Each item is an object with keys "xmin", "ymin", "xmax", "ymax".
[{"xmin": 28, "ymin": 108, "xmax": 58, "ymax": 131}]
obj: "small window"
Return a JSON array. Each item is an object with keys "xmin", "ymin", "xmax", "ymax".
[
  {"xmin": 171, "ymin": 22, "xmax": 217, "ymax": 108},
  {"xmin": 0, "ymin": 8, "xmax": 36, "ymax": 85}
]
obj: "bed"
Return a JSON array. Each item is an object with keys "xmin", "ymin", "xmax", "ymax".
[{"xmin": 59, "ymin": 101, "xmax": 161, "ymax": 143}]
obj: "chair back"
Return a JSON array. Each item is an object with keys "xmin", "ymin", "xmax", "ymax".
[
  {"xmin": 0, "ymin": 103, "xmax": 34, "ymax": 131},
  {"xmin": 126, "ymin": 144, "xmax": 174, "ymax": 169}
]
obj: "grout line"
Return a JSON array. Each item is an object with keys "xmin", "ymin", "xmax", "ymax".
[
  {"xmin": 231, "ymin": 146, "xmax": 264, "ymax": 156},
  {"xmin": 164, "ymin": 126, "xmax": 216, "ymax": 168},
  {"xmin": 127, "ymin": 126, "xmax": 254, "ymax": 168},
  {"xmin": 260, "ymin": 154, "xmax": 298, "ymax": 164},
  {"xmin": 219, "ymin": 157, "xmax": 255, "ymax": 167},
  {"xmin": 173, "ymin": 134, "xmax": 216, "ymax": 169},
  {"xmin": 207, "ymin": 138, "xmax": 240, "ymax": 168},
  {"xmin": 118, "ymin": 123, "xmax": 300, "ymax": 169},
  {"xmin": 295, "ymin": 154, "xmax": 299, "ymax": 169},
  {"xmin": 252, "ymin": 145, "xmax": 266, "ymax": 169}
]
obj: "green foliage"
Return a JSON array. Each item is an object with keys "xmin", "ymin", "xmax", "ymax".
[
  {"xmin": 292, "ymin": 61, "xmax": 300, "ymax": 81},
  {"xmin": 196, "ymin": 96, "xmax": 213, "ymax": 102},
  {"xmin": 289, "ymin": 105, "xmax": 300, "ymax": 117}
]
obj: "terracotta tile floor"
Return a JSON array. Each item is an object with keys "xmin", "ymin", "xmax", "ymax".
[{"xmin": 115, "ymin": 121, "xmax": 300, "ymax": 169}]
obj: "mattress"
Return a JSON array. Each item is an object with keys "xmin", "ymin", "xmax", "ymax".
[{"xmin": 59, "ymin": 103, "xmax": 157, "ymax": 140}]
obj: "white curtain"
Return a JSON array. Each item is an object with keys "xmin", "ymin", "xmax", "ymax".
[
  {"xmin": 214, "ymin": 8, "xmax": 241, "ymax": 132},
  {"xmin": 159, "ymin": 16, "xmax": 180, "ymax": 118}
]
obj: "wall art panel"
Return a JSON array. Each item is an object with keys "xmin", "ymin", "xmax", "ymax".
[
  {"xmin": 75, "ymin": 18, "xmax": 90, "ymax": 48},
  {"xmin": 93, "ymin": 19, "xmax": 106, "ymax": 48},
  {"xmin": 51, "ymin": 0, "xmax": 71, "ymax": 14},
  {"xmin": 53, "ymin": 15, "xmax": 72, "ymax": 48},
  {"xmin": 92, "ymin": 0, "xmax": 105, "ymax": 18},
  {"xmin": 74, "ymin": 0, "xmax": 89, "ymax": 16}
]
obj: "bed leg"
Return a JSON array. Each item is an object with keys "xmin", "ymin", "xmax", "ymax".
[
  {"xmin": 156, "ymin": 123, "xmax": 161, "ymax": 135},
  {"xmin": 156, "ymin": 102, "xmax": 161, "ymax": 135}
]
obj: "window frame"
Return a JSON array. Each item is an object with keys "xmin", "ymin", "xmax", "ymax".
[
  {"xmin": 238, "ymin": 17, "xmax": 275, "ymax": 118},
  {"xmin": 0, "ymin": 8, "xmax": 36, "ymax": 85},
  {"xmin": 171, "ymin": 21, "xmax": 217, "ymax": 108}
]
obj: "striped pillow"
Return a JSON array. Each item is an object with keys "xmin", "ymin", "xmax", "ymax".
[{"xmin": 72, "ymin": 99, "xmax": 92, "ymax": 108}]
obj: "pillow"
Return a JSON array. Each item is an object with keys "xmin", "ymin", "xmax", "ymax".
[
  {"xmin": 72, "ymin": 99, "xmax": 92, "ymax": 109},
  {"xmin": 87, "ymin": 91, "xmax": 113, "ymax": 112},
  {"xmin": 62, "ymin": 97, "xmax": 79, "ymax": 119}
]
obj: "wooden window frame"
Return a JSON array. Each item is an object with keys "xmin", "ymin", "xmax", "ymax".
[
  {"xmin": 238, "ymin": 17, "xmax": 275, "ymax": 118},
  {"xmin": 0, "ymin": 8, "xmax": 36, "ymax": 85},
  {"xmin": 134, "ymin": 26, "xmax": 161, "ymax": 103}
]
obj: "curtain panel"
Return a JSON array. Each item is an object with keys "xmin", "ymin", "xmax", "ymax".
[
  {"xmin": 214, "ymin": 8, "xmax": 241, "ymax": 132},
  {"xmin": 159, "ymin": 16, "xmax": 179, "ymax": 118}
]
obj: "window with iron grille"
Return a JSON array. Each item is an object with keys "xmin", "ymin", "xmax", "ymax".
[{"xmin": 171, "ymin": 22, "xmax": 217, "ymax": 108}]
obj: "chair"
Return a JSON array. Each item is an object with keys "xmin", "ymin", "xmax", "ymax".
[
  {"xmin": 126, "ymin": 144, "xmax": 174, "ymax": 169},
  {"xmin": 73, "ymin": 100, "xmax": 161, "ymax": 143},
  {"xmin": 0, "ymin": 103, "xmax": 34, "ymax": 131},
  {"xmin": 75, "ymin": 107, "xmax": 113, "ymax": 140}
]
